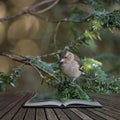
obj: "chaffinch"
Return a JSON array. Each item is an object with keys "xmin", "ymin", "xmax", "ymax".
[{"xmin": 59, "ymin": 50, "xmax": 85, "ymax": 82}]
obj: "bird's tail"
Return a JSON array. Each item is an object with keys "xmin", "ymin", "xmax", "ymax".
[{"xmin": 80, "ymin": 68, "xmax": 92, "ymax": 78}]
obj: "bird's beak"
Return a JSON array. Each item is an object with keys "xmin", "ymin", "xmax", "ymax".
[{"xmin": 60, "ymin": 58, "xmax": 65, "ymax": 63}]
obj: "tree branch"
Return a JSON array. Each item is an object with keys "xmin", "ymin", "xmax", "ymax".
[
  {"xmin": 0, "ymin": 0, "xmax": 59, "ymax": 22},
  {"xmin": 30, "ymin": 13, "xmax": 93, "ymax": 23},
  {"xmin": 0, "ymin": 52, "xmax": 59, "ymax": 82},
  {"xmin": 0, "ymin": 0, "xmax": 93, "ymax": 24},
  {"xmin": 29, "ymin": 0, "xmax": 60, "ymax": 14}
]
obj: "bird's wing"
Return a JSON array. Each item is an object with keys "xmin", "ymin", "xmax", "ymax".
[
  {"xmin": 74, "ymin": 54, "xmax": 82, "ymax": 68},
  {"xmin": 74, "ymin": 54, "xmax": 85, "ymax": 73}
]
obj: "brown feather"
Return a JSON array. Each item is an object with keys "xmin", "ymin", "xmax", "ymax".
[
  {"xmin": 59, "ymin": 50, "xmax": 82, "ymax": 78},
  {"xmin": 74, "ymin": 54, "xmax": 82, "ymax": 68}
]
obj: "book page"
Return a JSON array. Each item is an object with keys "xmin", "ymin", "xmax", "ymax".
[
  {"xmin": 24, "ymin": 93, "xmax": 63, "ymax": 107},
  {"xmin": 25, "ymin": 100, "xmax": 62, "ymax": 107},
  {"xmin": 63, "ymin": 99, "xmax": 102, "ymax": 107}
]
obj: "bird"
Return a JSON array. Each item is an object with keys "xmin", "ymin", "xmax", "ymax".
[{"xmin": 59, "ymin": 50, "xmax": 85, "ymax": 83}]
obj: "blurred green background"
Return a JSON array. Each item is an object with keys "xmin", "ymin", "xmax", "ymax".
[{"xmin": 0, "ymin": 0, "xmax": 120, "ymax": 92}]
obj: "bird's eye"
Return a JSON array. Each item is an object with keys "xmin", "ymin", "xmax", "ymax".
[{"xmin": 64, "ymin": 56, "xmax": 67, "ymax": 58}]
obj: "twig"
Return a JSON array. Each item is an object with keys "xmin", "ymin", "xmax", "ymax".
[
  {"xmin": 0, "ymin": 52, "xmax": 27, "ymax": 63},
  {"xmin": 31, "ymin": 13, "xmax": 93, "ymax": 23},
  {"xmin": 29, "ymin": 0, "xmax": 60, "ymax": 14},
  {"xmin": 0, "ymin": 10, "xmax": 27, "ymax": 22},
  {"xmin": 33, "ymin": 64, "xmax": 60, "ymax": 82},
  {"xmin": 39, "ymin": 51, "xmax": 60, "ymax": 58},
  {"xmin": 53, "ymin": 21, "xmax": 61, "ymax": 50},
  {"xmin": 29, "ymin": 62, "xmax": 45, "ymax": 79}
]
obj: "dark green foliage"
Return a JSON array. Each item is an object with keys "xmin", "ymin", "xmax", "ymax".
[
  {"xmin": 80, "ymin": 58, "xmax": 120, "ymax": 93},
  {"xmin": 0, "ymin": 67, "xmax": 22, "ymax": 91},
  {"xmin": 68, "ymin": 1, "xmax": 120, "ymax": 53},
  {"xmin": 25, "ymin": 56, "xmax": 120, "ymax": 98},
  {"xmin": 25, "ymin": 56, "xmax": 59, "ymax": 74},
  {"xmin": 31, "ymin": 56, "xmax": 94, "ymax": 100},
  {"xmin": 94, "ymin": 9, "xmax": 120, "ymax": 29}
]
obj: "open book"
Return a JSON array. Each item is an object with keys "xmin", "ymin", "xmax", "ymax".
[{"xmin": 24, "ymin": 94, "xmax": 102, "ymax": 108}]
